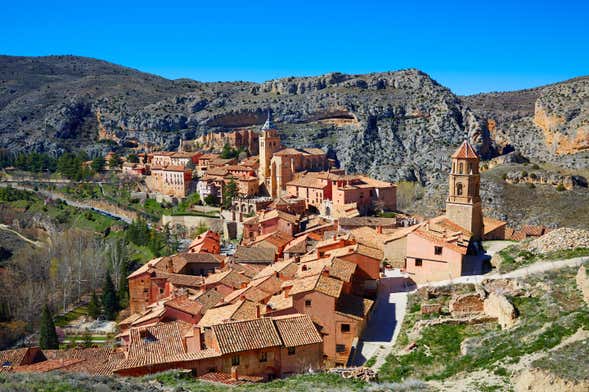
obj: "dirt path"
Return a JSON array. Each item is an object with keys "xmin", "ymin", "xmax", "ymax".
[{"xmin": 0, "ymin": 224, "xmax": 43, "ymax": 247}]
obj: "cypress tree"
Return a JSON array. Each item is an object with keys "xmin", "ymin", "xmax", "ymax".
[
  {"xmin": 101, "ymin": 274, "xmax": 118, "ymax": 321},
  {"xmin": 87, "ymin": 291, "xmax": 101, "ymax": 319},
  {"xmin": 39, "ymin": 304, "xmax": 59, "ymax": 349}
]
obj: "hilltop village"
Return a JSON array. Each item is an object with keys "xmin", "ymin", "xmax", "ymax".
[{"xmin": 1, "ymin": 113, "xmax": 554, "ymax": 384}]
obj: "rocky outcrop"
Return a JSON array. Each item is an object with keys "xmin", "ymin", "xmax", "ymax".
[
  {"xmin": 515, "ymin": 368, "xmax": 589, "ymax": 392},
  {"xmin": 504, "ymin": 169, "xmax": 587, "ymax": 190},
  {"xmin": 526, "ymin": 227, "xmax": 589, "ymax": 253},
  {"xmin": 483, "ymin": 293, "xmax": 517, "ymax": 329}
]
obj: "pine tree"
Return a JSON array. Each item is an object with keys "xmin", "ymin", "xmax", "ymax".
[
  {"xmin": 101, "ymin": 274, "xmax": 118, "ymax": 321},
  {"xmin": 222, "ymin": 179, "xmax": 238, "ymax": 209},
  {"xmin": 39, "ymin": 304, "xmax": 59, "ymax": 349},
  {"xmin": 87, "ymin": 291, "xmax": 101, "ymax": 319}
]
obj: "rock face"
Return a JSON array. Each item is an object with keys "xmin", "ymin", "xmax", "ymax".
[
  {"xmin": 504, "ymin": 169, "xmax": 588, "ymax": 190},
  {"xmin": 0, "ymin": 55, "xmax": 489, "ymax": 186},
  {"xmin": 483, "ymin": 293, "xmax": 517, "ymax": 329},
  {"xmin": 515, "ymin": 368, "xmax": 589, "ymax": 392},
  {"xmin": 463, "ymin": 75, "xmax": 589, "ymax": 170}
]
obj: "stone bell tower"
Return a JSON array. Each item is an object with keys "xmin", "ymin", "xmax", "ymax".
[
  {"xmin": 446, "ymin": 140, "xmax": 484, "ymax": 239},
  {"xmin": 258, "ymin": 110, "xmax": 282, "ymax": 189}
]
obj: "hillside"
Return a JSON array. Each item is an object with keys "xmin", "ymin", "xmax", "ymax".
[
  {"xmin": 1, "ymin": 55, "xmax": 588, "ymax": 221},
  {"xmin": 1, "ymin": 55, "xmax": 489, "ymax": 185}
]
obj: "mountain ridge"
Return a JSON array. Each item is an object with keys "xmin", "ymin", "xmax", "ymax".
[{"xmin": 1, "ymin": 55, "xmax": 587, "ymax": 185}]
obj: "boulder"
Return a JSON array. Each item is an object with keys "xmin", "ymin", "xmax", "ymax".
[{"xmin": 484, "ymin": 293, "xmax": 517, "ymax": 329}]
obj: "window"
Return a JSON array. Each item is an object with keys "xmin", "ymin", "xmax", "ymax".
[
  {"xmin": 336, "ymin": 344, "xmax": 346, "ymax": 353},
  {"xmin": 340, "ymin": 324, "xmax": 351, "ymax": 333},
  {"xmin": 459, "ymin": 162, "xmax": 463, "ymax": 174},
  {"xmin": 305, "ymin": 299, "xmax": 312, "ymax": 307},
  {"xmin": 288, "ymin": 347, "xmax": 296, "ymax": 355},
  {"xmin": 259, "ymin": 352, "xmax": 268, "ymax": 362},
  {"xmin": 456, "ymin": 183, "xmax": 463, "ymax": 196},
  {"xmin": 434, "ymin": 246, "xmax": 443, "ymax": 255},
  {"xmin": 231, "ymin": 356, "xmax": 240, "ymax": 366},
  {"xmin": 415, "ymin": 258, "xmax": 423, "ymax": 267}
]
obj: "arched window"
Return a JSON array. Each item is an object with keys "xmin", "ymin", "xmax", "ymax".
[
  {"xmin": 452, "ymin": 163, "xmax": 455, "ymax": 173},
  {"xmin": 456, "ymin": 183, "xmax": 463, "ymax": 196},
  {"xmin": 459, "ymin": 162, "xmax": 463, "ymax": 174}
]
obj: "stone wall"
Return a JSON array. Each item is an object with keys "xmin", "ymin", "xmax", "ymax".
[{"xmin": 483, "ymin": 293, "xmax": 517, "ymax": 329}]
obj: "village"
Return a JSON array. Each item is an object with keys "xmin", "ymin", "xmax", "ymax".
[{"xmin": 0, "ymin": 112, "xmax": 572, "ymax": 386}]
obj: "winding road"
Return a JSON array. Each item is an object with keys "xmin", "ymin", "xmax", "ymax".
[{"xmin": 0, "ymin": 182, "xmax": 133, "ymax": 223}]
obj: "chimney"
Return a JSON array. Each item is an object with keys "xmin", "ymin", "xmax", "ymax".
[
  {"xmin": 256, "ymin": 305, "xmax": 261, "ymax": 318},
  {"xmin": 241, "ymin": 282, "xmax": 248, "ymax": 289},
  {"xmin": 376, "ymin": 226, "xmax": 383, "ymax": 234},
  {"xmin": 231, "ymin": 366, "xmax": 239, "ymax": 380}
]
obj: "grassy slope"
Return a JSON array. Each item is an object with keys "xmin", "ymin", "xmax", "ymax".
[{"xmin": 379, "ymin": 266, "xmax": 589, "ymax": 386}]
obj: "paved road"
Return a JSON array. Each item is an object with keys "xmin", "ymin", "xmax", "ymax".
[
  {"xmin": 350, "ymin": 270, "xmax": 412, "ymax": 369},
  {"xmin": 0, "ymin": 182, "xmax": 133, "ymax": 224}
]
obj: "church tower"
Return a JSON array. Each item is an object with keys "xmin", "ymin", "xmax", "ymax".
[
  {"xmin": 258, "ymin": 110, "xmax": 282, "ymax": 190},
  {"xmin": 446, "ymin": 140, "xmax": 484, "ymax": 239}
]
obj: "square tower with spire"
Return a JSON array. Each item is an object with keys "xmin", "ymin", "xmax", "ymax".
[
  {"xmin": 258, "ymin": 110, "xmax": 282, "ymax": 189},
  {"xmin": 446, "ymin": 140, "xmax": 484, "ymax": 239}
]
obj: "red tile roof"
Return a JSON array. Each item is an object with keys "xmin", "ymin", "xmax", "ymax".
[
  {"xmin": 211, "ymin": 318, "xmax": 282, "ymax": 354},
  {"xmin": 451, "ymin": 140, "xmax": 479, "ymax": 159}
]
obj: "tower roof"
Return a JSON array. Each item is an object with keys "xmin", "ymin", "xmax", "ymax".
[
  {"xmin": 451, "ymin": 140, "xmax": 479, "ymax": 159},
  {"xmin": 261, "ymin": 110, "xmax": 275, "ymax": 131}
]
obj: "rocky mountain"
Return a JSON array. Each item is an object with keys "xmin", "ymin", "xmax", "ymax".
[
  {"xmin": 463, "ymin": 76, "xmax": 589, "ymax": 170},
  {"xmin": 1, "ymin": 55, "xmax": 588, "ymax": 186}
]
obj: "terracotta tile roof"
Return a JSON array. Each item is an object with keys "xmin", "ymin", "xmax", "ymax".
[
  {"xmin": 198, "ymin": 371, "xmax": 264, "ymax": 385},
  {"xmin": 483, "ymin": 216, "xmax": 507, "ymax": 235},
  {"xmin": 431, "ymin": 215, "xmax": 473, "ymax": 237},
  {"xmin": 116, "ymin": 321, "xmax": 199, "ymax": 370},
  {"xmin": 286, "ymin": 176, "xmax": 326, "ymax": 189},
  {"xmin": 265, "ymin": 294, "xmax": 294, "ymax": 313},
  {"xmin": 228, "ymin": 262, "xmax": 266, "ymax": 278},
  {"xmin": 163, "ymin": 165, "xmax": 191, "ymax": 172},
  {"xmin": 273, "ymin": 148, "xmax": 304, "ymax": 156},
  {"xmin": 336, "ymin": 294, "xmax": 374, "ymax": 320},
  {"xmin": 254, "ymin": 260, "xmax": 298, "ymax": 280},
  {"xmin": 205, "ymin": 269, "xmax": 250, "ymax": 289},
  {"xmin": 289, "ymin": 274, "xmax": 343, "ymax": 298},
  {"xmin": 128, "ymin": 257, "xmax": 162, "ymax": 279},
  {"xmin": 338, "ymin": 217, "xmax": 397, "ymax": 228},
  {"xmin": 329, "ymin": 258, "xmax": 357, "ymax": 282},
  {"xmin": 193, "ymin": 289, "xmax": 225, "ymax": 311},
  {"xmin": 42, "ymin": 347, "xmax": 125, "ymax": 376},
  {"xmin": 301, "ymin": 148, "xmax": 326, "ymax": 156},
  {"xmin": 211, "ymin": 318, "xmax": 282, "ymax": 354},
  {"xmin": 13, "ymin": 358, "xmax": 83, "ymax": 373},
  {"xmin": 521, "ymin": 225, "xmax": 549, "ymax": 237},
  {"xmin": 153, "ymin": 271, "xmax": 205, "ymax": 288},
  {"xmin": 0, "ymin": 347, "xmax": 44, "ymax": 367},
  {"xmin": 283, "ymin": 234, "xmax": 309, "ymax": 254},
  {"xmin": 258, "ymin": 209, "xmax": 299, "ymax": 225},
  {"xmin": 273, "ymin": 314, "xmax": 322, "ymax": 347},
  {"xmin": 412, "ymin": 228, "xmax": 469, "ymax": 255},
  {"xmin": 223, "ymin": 286, "xmax": 272, "ymax": 304},
  {"xmin": 233, "ymin": 246, "xmax": 275, "ymax": 264},
  {"xmin": 381, "ymin": 224, "xmax": 423, "ymax": 243},
  {"xmin": 451, "ymin": 140, "xmax": 479, "ymax": 159},
  {"xmin": 349, "ymin": 227, "xmax": 385, "ymax": 250},
  {"xmin": 356, "ymin": 244, "xmax": 384, "ymax": 260},
  {"xmin": 131, "ymin": 305, "xmax": 167, "ymax": 326},
  {"xmin": 296, "ymin": 259, "xmax": 331, "ymax": 278},
  {"xmin": 197, "ymin": 300, "xmax": 258, "ymax": 327},
  {"xmin": 251, "ymin": 231, "xmax": 294, "ymax": 251},
  {"xmin": 164, "ymin": 295, "xmax": 204, "ymax": 316}
]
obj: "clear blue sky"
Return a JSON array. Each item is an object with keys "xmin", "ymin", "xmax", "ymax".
[{"xmin": 2, "ymin": 0, "xmax": 588, "ymax": 95}]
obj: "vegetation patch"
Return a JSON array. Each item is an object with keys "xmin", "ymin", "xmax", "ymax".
[{"xmin": 380, "ymin": 267, "xmax": 589, "ymax": 383}]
